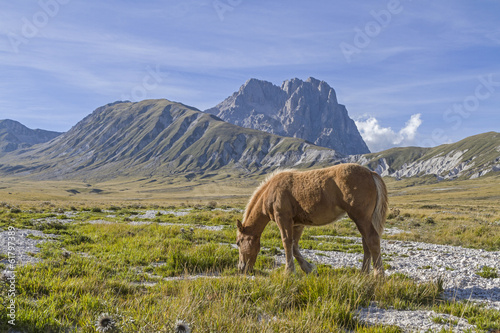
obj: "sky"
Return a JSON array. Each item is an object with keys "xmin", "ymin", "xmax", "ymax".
[{"xmin": 1, "ymin": 0, "xmax": 499, "ymax": 152}]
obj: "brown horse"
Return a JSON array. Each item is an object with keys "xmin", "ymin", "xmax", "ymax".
[{"xmin": 236, "ymin": 163, "xmax": 388, "ymax": 277}]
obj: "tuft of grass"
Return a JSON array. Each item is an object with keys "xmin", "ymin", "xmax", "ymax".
[
  {"xmin": 434, "ymin": 301, "xmax": 500, "ymax": 331},
  {"xmin": 476, "ymin": 265, "xmax": 498, "ymax": 279},
  {"xmin": 157, "ymin": 243, "xmax": 237, "ymax": 277}
]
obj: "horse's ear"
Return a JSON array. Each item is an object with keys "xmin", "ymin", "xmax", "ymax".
[{"xmin": 237, "ymin": 219, "xmax": 243, "ymax": 232}]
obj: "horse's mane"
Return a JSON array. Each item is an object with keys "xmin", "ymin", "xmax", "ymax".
[{"xmin": 242, "ymin": 168, "xmax": 295, "ymax": 223}]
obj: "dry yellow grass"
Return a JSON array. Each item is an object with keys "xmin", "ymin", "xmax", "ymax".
[
  {"xmin": 2, "ymin": 172, "xmax": 499, "ymax": 206},
  {"xmin": 0, "ymin": 175, "xmax": 258, "ymax": 208}
]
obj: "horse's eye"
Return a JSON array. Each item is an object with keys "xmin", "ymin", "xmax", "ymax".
[{"xmin": 236, "ymin": 240, "xmax": 241, "ymax": 247}]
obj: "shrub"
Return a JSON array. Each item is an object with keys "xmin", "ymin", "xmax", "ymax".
[
  {"xmin": 206, "ymin": 201, "xmax": 218, "ymax": 209},
  {"xmin": 387, "ymin": 208, "xmax": 400, "ymax": 220},
  {"xmin": 425, "ymin": 216, "xmax": 435, "ymax": 225},
  {"xmin": 64, "ymin": 234, "xmax": 93, "ymax": 245}
]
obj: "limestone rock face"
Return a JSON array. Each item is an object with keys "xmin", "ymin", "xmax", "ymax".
[
  {"xmin": 205, "ymin": 77, "xmax": 370, "ymax": 155},
  {"xmin": 344, "ymin": 132, "xmax": 500, "ymax": 180}
]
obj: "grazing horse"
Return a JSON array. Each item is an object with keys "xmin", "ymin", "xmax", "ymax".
[{"xmin": 236, "ymin": 163, "xmax": 388, "ymax": 277}]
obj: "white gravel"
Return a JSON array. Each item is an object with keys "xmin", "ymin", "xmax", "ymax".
[
  {"xmin": 128, "ymin": 221, "xmax": 225, "ymax": 231},
  {"xmin": 0, "ymin": 229, "xmax": 58, "ymax": 268},
  {"xmin": 86, "ymin": 219, "xmax": 225, "ymax": 231},
  {"xmin": 357, "ymin": 305, "xmax": 477, "ymax": 332},
  {"xmin": 289, "ymin": 237, "xmax": 500, "ymax": 310},
  {"xmin": 275, "ymin": 235, "xmax": 500, "ymax": 332},
  {"xmin": 135, "ymin": 209, "xmax": 191, "ymax": 219}
]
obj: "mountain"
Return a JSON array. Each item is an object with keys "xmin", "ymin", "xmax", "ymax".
[
  {"xmin": 1, "ymin": 98, "xmax": 497, "ymax": 183},
  {"xmin": 0, "ymin": 99, "xmax": 342, "ymax": 181},
  {"xmin": 346, "ymin": 132, "xmax": 500, "ymax": 180},
  {"xmin": 0, "ymin": 119, "xmax": 62, "ymax": 155},
  {"xmin": 205, "ymin": 77, "xmax": 370, "ymax": 156}
]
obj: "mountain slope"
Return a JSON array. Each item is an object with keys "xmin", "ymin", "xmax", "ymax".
[
  {"xmin": 205, "ymin": 77, "xmax": 370, "ymax": 155},
  {"xmin": 0, "ymin": 99, "xmax": 342, "ymax": 180},
  {"xmin": 347, "ymin": 132, "xmax": 500, "ymax": 180},
  {"xmin": 0, "ymin": 119, "xmax": 62, "ymax": 155}
]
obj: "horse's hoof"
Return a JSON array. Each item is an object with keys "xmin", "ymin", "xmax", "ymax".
[
  {"xmin": 307, "ymin": 264, "xmax": 318, "ymax": 275},
  {"xmin": 373, "ymin": 270, "xmax": 385, "ymax": 280}
]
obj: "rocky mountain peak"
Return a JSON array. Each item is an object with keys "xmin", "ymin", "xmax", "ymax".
[
  {"xmin": 0, "ymin": 119, "xmax": 62, "ymax": 155},
  {"xmin": 205, "ymin": 78, "xmax": 370, "ymax": 155},
  {"xmin": 235, "ymin": 78, "xmax": 286, "ymax": 110},
  {"xmin": 281, "ymin": 77, "xmax": 334, "ymax": 100}
]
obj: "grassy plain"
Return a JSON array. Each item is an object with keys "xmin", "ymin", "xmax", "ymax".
[{"xmin": 0, "ymin": 173, "xmax": 499, "ymax": 332}]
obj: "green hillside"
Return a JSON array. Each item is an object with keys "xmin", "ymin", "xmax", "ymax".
[
  {"xmin": 0, "ymin": 99, "xmax": 340, "ymax": 181},
  {"xmin": 359, "ymin": 132, "xmax": 500, "ymax": 179}
]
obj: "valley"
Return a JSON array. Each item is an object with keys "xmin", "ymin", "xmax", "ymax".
[{"xmin": 1, "ymin": 172, "xmax": 499, "ymax": 332}]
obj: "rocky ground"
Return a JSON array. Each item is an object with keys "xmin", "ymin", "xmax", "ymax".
[
  {"xmin": 282, "ymin": 234, "xmax": 500, "ymax": 332},
  {"xmin": 1, "ymin": 217, "xmax": 499, "ymax": 333},
  {"xmin": 296, "ymin": 235, "xmax": 500, "ymax": 311}
]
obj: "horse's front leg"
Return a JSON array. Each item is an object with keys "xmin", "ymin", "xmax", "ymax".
[
  {"xmin": 292, "ymin": 225, "xmax": 315, "ymax": 273},
  {"xmin": 276, "ymin": 214, "xmax": 295, "ymax": 274}
]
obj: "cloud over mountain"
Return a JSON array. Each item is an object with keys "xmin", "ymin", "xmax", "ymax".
[{"xmin": 355, "ymin": 113, "xmax": 422, "ymax": 152}]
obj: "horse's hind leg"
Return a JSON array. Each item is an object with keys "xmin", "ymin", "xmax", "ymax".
[
  {"xmin": 365, "ymin": 229, "xmax": 384, "ymax": 278},
  {"xmin": 350, "ymin": 213, "xmax": 384, "ymax": 277},
  {"xmin": 292, "ymin": 225, "xmax": 315, "ymax": 273},
  {"xmin": 361, "ymin": 237, "xmax": 372, "ymax": 273}
]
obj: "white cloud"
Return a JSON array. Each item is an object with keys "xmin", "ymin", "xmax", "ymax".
[{"xmin": 355, "ymin": 114, "xmax": 422, "ymax": 152}]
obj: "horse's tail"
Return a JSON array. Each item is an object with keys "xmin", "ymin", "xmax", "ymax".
[{"xmin": 371, "ymin": 172, "xmax": 388, "ymax": 236}]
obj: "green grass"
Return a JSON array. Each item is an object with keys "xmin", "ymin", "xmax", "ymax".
[
  {"xmin": 383, "ymin": 174, "xmax": 500, "ymax": 251},
  {"xmin": 0, "ymin": 205, "xmax": 499, "ymax": 332},
  {"xmin": 476, "ymin": 266, "xmax": 498, "ymax": 279},
  {"xmin": 433, "ymin": 301, "xmax": 500, "ymax": 331},
  {"xmin": 1, "ymin": 253, "xmax": 439, "ymax": 332},
  {"xmin": 1, "ymin": 172, "xmax": 500, "ymax": 332}
]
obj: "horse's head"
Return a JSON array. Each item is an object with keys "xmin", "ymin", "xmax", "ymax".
[{"xmin": 236, "ymin": 220, "xmax": 260, "ymax": 273}]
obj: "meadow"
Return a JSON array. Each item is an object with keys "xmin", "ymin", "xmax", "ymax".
[{"xmin": 0, "ymin": 173, "xmax": 499, "ymax": 332}]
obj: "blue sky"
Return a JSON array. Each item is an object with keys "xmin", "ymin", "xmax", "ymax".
[{"xmin": 1, "ymin": 0, "xmax": 499, "ymax": 152}]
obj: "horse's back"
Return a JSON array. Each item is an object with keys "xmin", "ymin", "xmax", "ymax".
[{"xmin": 264, "ymin": 164, "xmax": 379, "ymax": 225}]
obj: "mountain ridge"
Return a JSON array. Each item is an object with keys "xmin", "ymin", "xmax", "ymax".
[
  {"xmin": 205, "ymin": 77, "xmax": 370, "ymax": 155},
  {"xmin": 0, "ymin": 119, "xmax": 62, "ymax": 156},
  {"xmin": 0, "ymin": 99, "xmax": 342, "ymax": 181},
  {"xmin": 0, "ymin": 84, "xmax": 498, "ymax": 182},
  {"xmin": 346, "ymin": 132, "xmax": 500, "ymax": 180}
]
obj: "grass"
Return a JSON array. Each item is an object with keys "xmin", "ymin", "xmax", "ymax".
[
  {"xmin": 1, "ymin": 245, "xmax": 440, "ymax": 332},
  {"xmin": 476, "ymin": 266, "xmax": 498, "ymax": 279},
  {"xmin": 382, "ymin": 174, "xmax": 500, "ymax": 251},
  {"xmin": 433, "ymin": 301, "xmax": 500, "ymax": 332},
  {"xmin": 0, "ymin": 205, "xmax": 498, "ymax": 332},
  {"xmin": 0, "ymin": 174, "xmax": 499, "ymax": 332}
]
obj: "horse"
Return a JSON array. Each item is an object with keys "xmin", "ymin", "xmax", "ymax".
[{"xmin": 236, "ymin": 163, "xmax": 388, "ymax": 277}]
